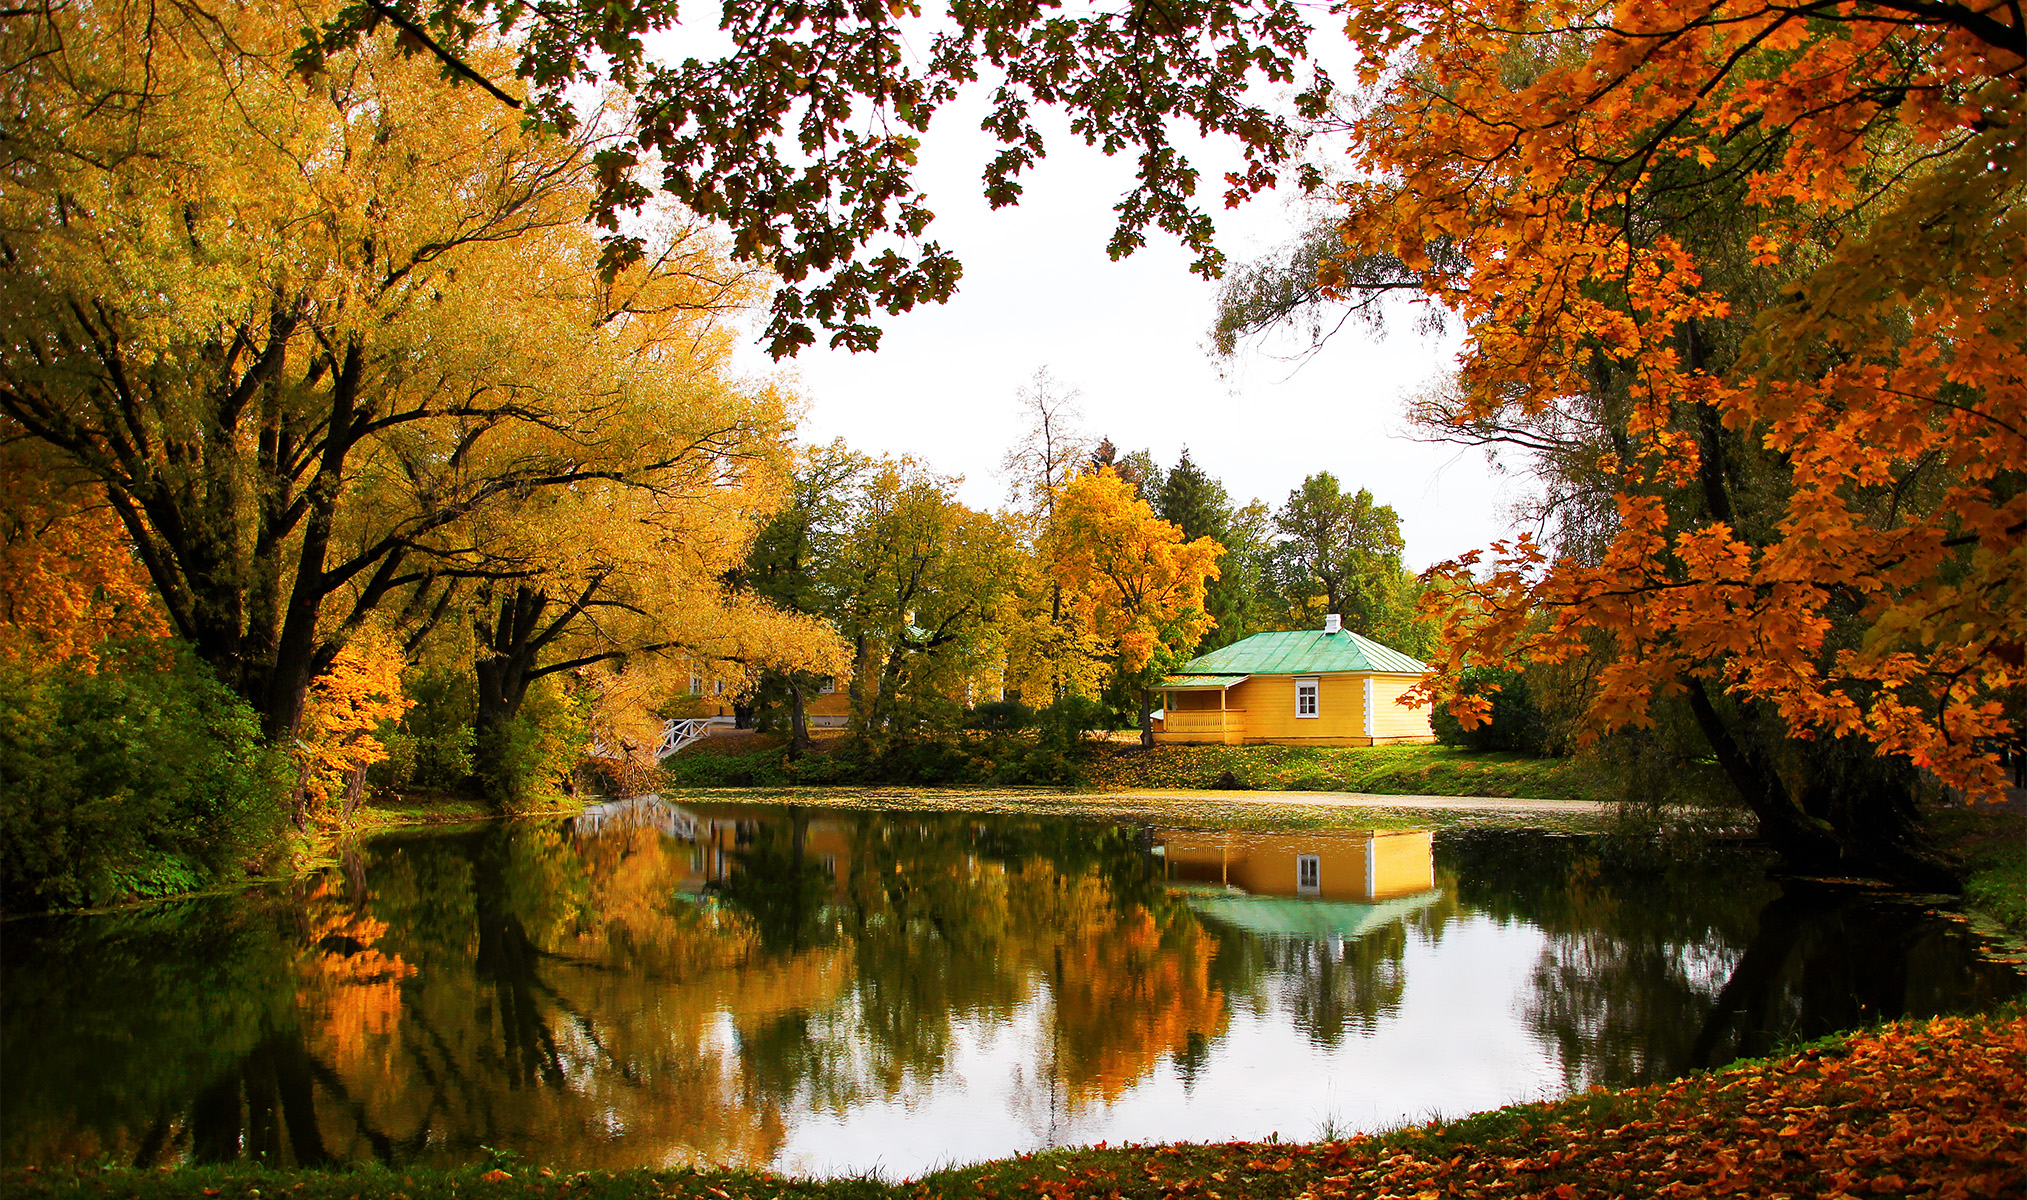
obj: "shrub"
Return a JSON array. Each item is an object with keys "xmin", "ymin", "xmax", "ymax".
[
  {"xmin": 0, "ymin": 642, "xmax": 288, "ymax": 911},
  {"xmin": 375, "ymin": 665, "xmax": 476, "ymax": 793},
  {"xmin": 474, "ymin": 677, "xmax": 587, "ymax": 811},
  {"xmin": 968, "ymin": 700, "xmax": 1036, "ymax": 731}
]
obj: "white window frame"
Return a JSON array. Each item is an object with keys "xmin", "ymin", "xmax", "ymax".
[
  {"xmin": 1297, "ymin": 853, "xmax": 1321, "ymax": 893},
  {"xmin": 1294, "ymin": 676, "xmax": 1321, "ymax": 718},
  {"xmin": 818, "ymin": 675, "xmax": 837, "ymax": 694},
  {"xmin": 689, "ymin": 674, "xmax": 703, "ymax": 695}
]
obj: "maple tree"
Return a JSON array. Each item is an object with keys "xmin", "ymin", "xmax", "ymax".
[
  {"xmin": 0, "ymin": 442, "xmax": 165, "ymax": 667},
  {"xmin": 1294, "ymin": 0, "xmax": 2027, "ymax": 887},
  {"xmin": 283, "ymin": 0, "xmax": 1333, "ymax": 356},
  {"xmin": 1044, "ymin": 467, "xmax": 1222, "ymax": 744}
]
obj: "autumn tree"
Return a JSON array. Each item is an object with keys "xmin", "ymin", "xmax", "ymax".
[
  {"xmin": 1, "ymin": 0, "xmax": 820, "ymax": 783},
  {"xmin": 737, "ymin": 441, "xmax": 879, "ymax": 751},
  {"xmin": 285, "ymin": 0, "xmax": 1333, "ymax": 357},
  {"xmin": 1310, "ymin": 0, "xmax": 2026, "ymax": 886},
  {"xmin": 1002, "ymin": 370, "xmax": 1093, "ymax": 531},
  {"xmin": 0, "ymin": 441, "xmax": 164, "ymax": 667},
  {"xmin": 1045, "ymin": 468, "xmax": 1222, "ymax": 744},
  {"xmin": 823, "ymin": 461, "xmax": 1023, "ymax": 739}
]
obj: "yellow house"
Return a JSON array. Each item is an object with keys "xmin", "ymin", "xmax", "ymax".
[{"xmin": 1152, "ymin": 616, "xmax": 1435, "ymax": 746}]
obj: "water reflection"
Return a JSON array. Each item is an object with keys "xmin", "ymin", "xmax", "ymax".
[{"xmin": 2, "ymin": 804, "xmax": 2017, "ymax": 1176}]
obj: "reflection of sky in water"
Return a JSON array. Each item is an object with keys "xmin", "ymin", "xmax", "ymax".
[
  {"xmin": 3, "ymin": 807, "xmax": 2018, "ymax": 1176},
  {"xmin": 778, "ymin": 917, "xmax": 1561, "ymax": 1178}
]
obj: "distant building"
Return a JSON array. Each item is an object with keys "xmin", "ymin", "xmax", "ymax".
[{"xmin": 1152, "ymin": 615, "xmax": 1435, "ymax": 746}]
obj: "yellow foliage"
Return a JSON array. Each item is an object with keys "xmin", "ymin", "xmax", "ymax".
[{"xmin": 1044, "ymin": 467, "xmax": 1223, "ymax": 679}]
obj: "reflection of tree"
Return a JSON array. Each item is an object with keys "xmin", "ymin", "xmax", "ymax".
[
  {"xmin": 1446, "ymin": 829, "xmax": 1770, "ymax": 1090},
  {"xmin": 716, "ymin": 810, "xmax": 838, "ymax": 955},
  {"xmin": 1259, "ymin": 922, "xmax": 1408, "ymax": 1048},
  {"xmin": 187, "ymin": 1033, "xmax": 332, "ymax": 1166},
  {"xmin": 1444, "ymin": 829, "xmax": 2023, "ymax": 1091},
  {"xmin": 38, "ymin": 815, "xmax": 2019, "ymax": 1176},
  {"xmin": 0, "ymin": 896, "xmax": 301, "ymax": 1167},
  {"xmin": 1689, "ymin": 891, "xmax": 2026, "ymax": 1068}
]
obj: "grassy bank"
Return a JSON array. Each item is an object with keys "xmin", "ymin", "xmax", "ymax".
[
  {"xmin": 1932, "ymin": 800, "xmax": 2027, "ymax": 954},
  {"xmin": 1084, "ymin": 742, "xmax": 1617, "ymax": 800},
  {"xmin": 660, "ymin": 734, "xmax": 1623, "ymax": 802},
  {"xmin": 9, "ymin": 1010, "xmax": 2020, "ymax": 1200}
]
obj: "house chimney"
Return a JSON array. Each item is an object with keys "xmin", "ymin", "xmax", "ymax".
[{"xmin": 1323, "ymin": 614, "xmax": 1342, "ymax": 635}]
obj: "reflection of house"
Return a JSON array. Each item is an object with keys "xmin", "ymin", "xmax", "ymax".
[
  {"xmin": 1156, "ymin": 829, "xmax": 1435, "ymax": 900},
  {"xmin": 1152, "ymin": 615, "xmax": 1435, "ymax": 746},
  {"xmin": 1154, "ymin": 828, "xmax": 1440, "ymax": 939}
]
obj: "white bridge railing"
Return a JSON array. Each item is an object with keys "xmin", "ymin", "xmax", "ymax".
[{"xmin": 656, "ymin": 717, "xmax": 719, "ymax": 761}]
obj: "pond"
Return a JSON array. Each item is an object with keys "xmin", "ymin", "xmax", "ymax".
[{"xmin": 3, "ymin": 795, "xmax": 2019, "ymax": 1177}]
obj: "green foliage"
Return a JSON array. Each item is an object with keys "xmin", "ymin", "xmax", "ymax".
[
  {"xmin": 968, "ymin": 700, "xmax": 1036, "ymax": 731},
  {"xmin": 1432, "ymin": 668, "xmax": 1554, "ymax": 755},
  {"xmin": 658, "ymin": 715, "xmax": 1104, "ymax": 789},
  {"xmin": 0, "ymin": 643, "xmax": 288, "ymax": 911},
  {"xmin": 376, "ymin": 666, "xmax": 477, "ymax": 792},
  {"xmin": 476, "ymin": 678, "xmax": 587, "ymax": 811},
  {"xmin": 1270, "ymin": 473, "xmax": 1414, "ymax": 638}
]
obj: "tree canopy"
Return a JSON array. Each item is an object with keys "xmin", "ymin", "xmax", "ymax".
[
  {"xmin": 2, "ymin": 0, "xmax": 844, "ymax": 805},
  {"xmin": 1306, "ymin": 0, "xmax": 2025, "ymax": 883},
  {"xmin": 281, "ymin": 0, "xmax": 1334, "ymax": 357}
]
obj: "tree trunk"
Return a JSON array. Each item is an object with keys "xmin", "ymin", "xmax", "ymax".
[
  {"xmin": 1686, "ymin": 680, "xmax": 1960, "ymax": 892},
  {"xmin": 788, "ymin": 677, "xmax": 811, "ymax": 757},
  {"xmin": 472, "ymin": 586, "xmax": 548, "ymax": 800},
  {"xmin": 1140, "ymin": 685, "xmax": 1155, "ymax": 748}
]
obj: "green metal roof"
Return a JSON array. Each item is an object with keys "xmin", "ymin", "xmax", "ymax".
[
  {"xmin": 1181, "ymin": 629, "xmax": 1430, "ymax": 676},
  {"xmin": 1181, "ymin": 889, "xmax": 1443, "ymax": 940},
  {"xmin": 1159, "ymin": 673, "xmax": 1250, "ymax": 690}
]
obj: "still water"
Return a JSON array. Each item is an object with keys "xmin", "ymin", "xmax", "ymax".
[{"xmin": 3, "ymin": 799, "xmax": 2018, "ymax": 1176}]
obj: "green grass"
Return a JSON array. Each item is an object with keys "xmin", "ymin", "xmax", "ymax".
[
  {"xmin": 1087, "ymin": 742, "xmax": 1618, "ymax": 802},
  {"xmin": 1931, "ymin": 799, "xmax": 2027, "ymax": 940}
]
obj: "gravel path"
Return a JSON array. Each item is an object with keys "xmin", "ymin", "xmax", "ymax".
[{"xmin": 1096, "ymin": 789, "xmax": 1615, "ymax": 814}]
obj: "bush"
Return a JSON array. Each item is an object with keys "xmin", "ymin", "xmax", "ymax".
[
  {"xmin": 0, "ymin": 643, "xmax": 288, "ymax": 911},
  {"xmin": 967, "ymin": 700, "xmax": 1036, "ymax": 731},
  {"xmin": 373, "ymin": 665, "xmax": 475, "ymax": 793},
  {"xmin": 474, "ymin": 677, "xmax": 587, "ymax": 811},
  {"xmin": 1432, "ymin": 667, "xmax": 1557, "ymax": 756}
]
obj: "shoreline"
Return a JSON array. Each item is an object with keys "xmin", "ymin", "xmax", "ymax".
[{"xmin": 6, "ymin": 1009, "xmax": 2021, "ymax": 1198}]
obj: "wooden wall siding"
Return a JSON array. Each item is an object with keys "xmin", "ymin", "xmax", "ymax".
[
  {"xmin": 1369, "ymin": 675, "xmax": 1434, "ymax": 741},
  {"xmin": 1158, "ymin": 673, "xmax": 1435, "ymax": 745},
  {"xmin": 1160, "ymin": 709, "xmax": 1246, "ymax": 743}
]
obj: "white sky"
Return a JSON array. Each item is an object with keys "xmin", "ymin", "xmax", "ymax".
[{"xmin": 699, "ymin": 23, "xmax": 1523, "ymax": 571}]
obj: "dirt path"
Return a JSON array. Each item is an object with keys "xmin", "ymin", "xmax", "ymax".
[{"xmin": 1096, "ymin": 788, "xmax": 1617, "ymax": 815}]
